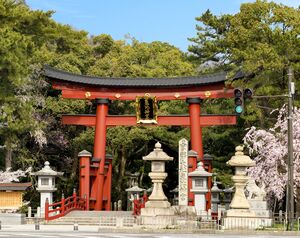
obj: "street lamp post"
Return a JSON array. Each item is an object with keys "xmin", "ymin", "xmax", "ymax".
[{"xmin": 287, "ymin": 66, "xmax": 295, "ymax": 230}]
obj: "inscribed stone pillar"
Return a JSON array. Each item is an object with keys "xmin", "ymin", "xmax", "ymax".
[{"xmin": 178, "ymin": 138, "xmax": 188, "ymax": 206}]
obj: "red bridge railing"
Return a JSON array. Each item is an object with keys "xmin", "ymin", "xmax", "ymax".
[{"xmin": 45, "ymin": 190, "xmax": 87, "ymax": 221}]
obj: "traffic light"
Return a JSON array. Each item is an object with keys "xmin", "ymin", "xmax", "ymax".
[
  {"xmin": 244, "ymin": 88, "xmax": 253, "ymax": 99},
  {"xmin": 233, "ymin": 88, "xmax": 253, "ymax": 114},
  {"xmin": 234, "ymin": 88, "xmax": 243, "ymax": 114}
]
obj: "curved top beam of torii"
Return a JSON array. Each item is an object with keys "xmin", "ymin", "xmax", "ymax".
[{"xmin": 44, "ymin": 65, "xmax": 234, "ymax": 100}]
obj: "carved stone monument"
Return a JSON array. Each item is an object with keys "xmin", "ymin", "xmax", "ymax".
[
  {"xmin": 178, "ymin": 138, "xmax": 188, "ymax": 206},
  {"xmin": 140, "ymin": 142, "xmax": 175, "ymax": 227}
]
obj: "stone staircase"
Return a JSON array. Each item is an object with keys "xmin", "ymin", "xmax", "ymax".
[{"xmin": 46, "ymin": 211, "xmax": 135, "ymax": 227}]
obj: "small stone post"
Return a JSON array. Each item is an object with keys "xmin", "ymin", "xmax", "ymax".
[{"xmin": 28, "ymin": 206, "xmax": 32, "ymax": 218}]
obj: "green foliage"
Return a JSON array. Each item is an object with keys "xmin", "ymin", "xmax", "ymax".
[
  {"xmin": 189, "ymin": 0, "xmax": 300, "ymax": 187},
  {"xmin": 189, "ymin": 1, "xmax": 300, "ymax": 122},
  {"xmin": 0, "ymin": 0, "xmax": 198, "ymax": 207},
  {"xmin": 88, "ymin": 40, "xmax": 195, "ymax": 77},
  {"xmin": 4, "ymin": 0, "xmax": 296, "ymax": 209}
]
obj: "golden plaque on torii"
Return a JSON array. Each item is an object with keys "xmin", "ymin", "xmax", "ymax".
[{"xmin": 136, "ymin": 96, "xmax": 158, "ymax": 124}]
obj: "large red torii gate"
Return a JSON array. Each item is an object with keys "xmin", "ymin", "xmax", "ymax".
[{"xmin": 44, "ymin": 66, "xmax": 236, "ymax": 211}]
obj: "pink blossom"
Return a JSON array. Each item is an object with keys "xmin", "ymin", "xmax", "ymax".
[{"xmin": 244, "ymin": 106, "xmax": 300, "ymax": 202}]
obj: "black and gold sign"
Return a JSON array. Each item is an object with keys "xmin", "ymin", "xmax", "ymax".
[{"xmin": 136, "ymin": 96, "xmax": 158, "ymax": 124}]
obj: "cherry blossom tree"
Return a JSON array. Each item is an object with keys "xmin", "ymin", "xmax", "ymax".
[
  {"xmin": 0, "ymin": 167, "xmax": 31, "ymax": 183},
  {"xmin": 243, "ymin": 106, "xmax": 300, "ymax": 204}
]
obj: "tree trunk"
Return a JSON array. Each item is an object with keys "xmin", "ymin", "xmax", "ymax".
[
  {"xmin": 296, "ymin": 188, "xmax": 300, "ymax": 216},
  {"xmin": 5, "ymin": 145, "xmax": 12, "ymax": 169},
  {"xmin": 117, "ymin": 146, "xmax": 126, "ymax": 197}
]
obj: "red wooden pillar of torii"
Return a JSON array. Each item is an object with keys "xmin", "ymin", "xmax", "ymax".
[
  {"xmin": 91, "ymin": 98, "xmax": 109, "ymax": 211},
  {"xmin": 78, "ymin": 150, "xmax": 92, "ymax": 210},
  {"xmin": 187, "ymin": 97, "xmax": 206, "ymax": 207},
  {"xmin": 187, "ymin": 97, "xmax": 203, "ymax": 158},
  {"xmin": 104, "ymin": 154, "xmax": 113, "ymax": 210}
]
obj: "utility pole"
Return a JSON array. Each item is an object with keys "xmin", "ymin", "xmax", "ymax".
[{"xmin": 286, "ymin": 66, "xmax": 294, "ymax": 230}]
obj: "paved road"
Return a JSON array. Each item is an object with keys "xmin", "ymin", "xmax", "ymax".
[
  {"xmin": 0, "ymin": 225, "xmax": 298, "ymax": 238},
  {"xmin": 0, "ymin": 232, "xmax": 298, "ymax": 238}
]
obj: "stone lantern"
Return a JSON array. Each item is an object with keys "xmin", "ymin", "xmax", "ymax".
[
  {"xmin": 32, "ymin": 161, "xmax": 63, "ymax": 217},
  {"xmin": 140, "ymin": 142, "xmax": 175, "ymax": 226},
  {"xmin": 211, "ymin": 177, "xmax": 222, "ymax": 214},
  {"xmin": 170, "ymin": 186, "xmax": 179, "ymax": 205},
  {"xmin": 226, "ymin": 146, "xmax": 255, "ymax": 216},
  {"xmin": 188, "ymin": 161, "xmax": 212, "ymax": 216},
  {"xmin": 223, "ymin": 146, "xmax": 256, "ymax": 229},
  {"xmin": 223, "ymin": 187, "xmax": 234, "ymax": 210},
  {"xmin": 125, "ymin": 182, "xmax": 145, "ymax": 211}
]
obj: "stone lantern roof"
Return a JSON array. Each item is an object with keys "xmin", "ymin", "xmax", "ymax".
[
  {"xmin": 227, "ymin": 146, "xmax": 255, "ymax": 167},
  {"xmin": 223, "ymin": 187, "xmax": 235, "ymax": 193},
  {"xmin": 31, "ymin": 161, "xmax": 64, "ymax": 176},
  {"xmin": 211, "ymin": 178, "xmax": 222, "ymax": 193},
  {"xmin": 143, "ymin": 142, "xmax": 173, "ymax": 161},
  {"xmin": 125, "ymin": 182, "xmax": 145, "ymax": 192},
  {"xmin": 188, "ymin": 162, "xmax": 212, "ymax": 177}
]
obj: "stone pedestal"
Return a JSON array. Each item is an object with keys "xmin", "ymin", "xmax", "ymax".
[{"xmin": 140, "ymin": 142, "xmax": 175, "ymax": 227}]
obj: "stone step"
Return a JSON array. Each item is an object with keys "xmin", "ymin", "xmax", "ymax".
[
  {"xmin": 47, "ymin": 210, "xmax": 135, "ymax": 226},
  {"xmin": 65, "ymin": 211, "xmax": 132, "ymax": 217}
]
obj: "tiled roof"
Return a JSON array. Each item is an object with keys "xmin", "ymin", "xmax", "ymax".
[
  {"xmin": 44, "ymin": 65, "xmax": 227, "ymax": 88},
  {"xmin": 0, "ymin": 182, "xmax": 32, "ymax": 191}
]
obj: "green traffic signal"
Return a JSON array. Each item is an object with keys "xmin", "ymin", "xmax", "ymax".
[
  {"xmin": 235, "ymin": 105, "xmax": 243, "ymax": 114},
  {"xmin": 233, "ymin": 88, "xmax": 253, "ymax": 114},
  {"xmin": 234, "ymin": 88, "xmax": 244, "ymax": 114}
]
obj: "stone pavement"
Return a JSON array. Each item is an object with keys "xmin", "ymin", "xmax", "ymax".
[
  {"xmin": 1, "ymin": 224, "xmax": 99, "ymax": 232},
  {"xmin": 0, "ymin": 224, "xmax": 300, "ymax": 237}
]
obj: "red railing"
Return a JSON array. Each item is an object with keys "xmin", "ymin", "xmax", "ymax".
[
  {"xmin": 133, "ymin": 192, "xmax": 148, "ymax": 216},
  {"xmin": 45, "ymin": 191, "xmax": 87, "ymax": 221}
]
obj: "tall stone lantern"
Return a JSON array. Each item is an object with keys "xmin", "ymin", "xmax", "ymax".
[
  {"xmin": 140, "ymin": 142, "xmax": 175, "ymax": 226},
  {"xmin": 125, "ymin": 182, "xmax": 145, "ymax": 211},
  {"xmin": 226, "ymin": 146, "xmax": 255, "ymax": 217},
  {"xmin": 32, "ymin": 161, "xmax": 63, "ymax": 217},
  {"xmin": 211, "ymin": 177, "xmax": 222, "ymax": 214}
]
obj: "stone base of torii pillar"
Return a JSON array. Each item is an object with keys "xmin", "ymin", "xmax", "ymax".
[{"xmin": 139, "ymin": 142, "xmax": 175, "ymax": 227}]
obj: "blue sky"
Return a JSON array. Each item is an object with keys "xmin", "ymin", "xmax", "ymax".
[{"xmin": 26, "ymin": 0, "xmax": 299, "ymax": 52}]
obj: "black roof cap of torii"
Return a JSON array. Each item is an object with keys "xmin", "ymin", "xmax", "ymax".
[{"xmin": 43, "ymin": 65, "xmax": 229, "ymax": 88}]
